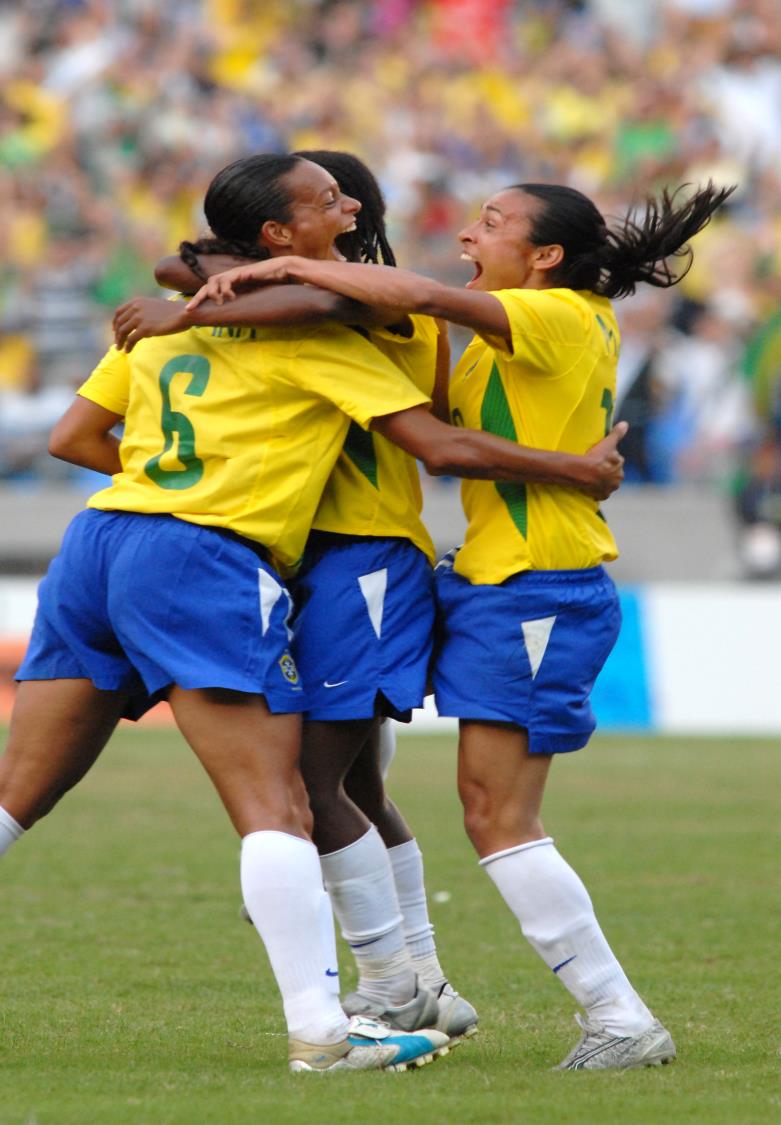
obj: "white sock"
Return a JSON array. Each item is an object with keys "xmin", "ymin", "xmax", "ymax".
[
  {"xmin": 378, "ymin": 718, "xmax": 397, "ymax": 780},
  {"xmin": 321, "ymin": 825, "xmax": 414, "ymax": 1006},
  {"xmin": 0, "ymin": 806, "xmax": 24, "ymax": 857},
  {"xmin": 388, "ymin": 839, "xmax": 447, "ymax": 992},
  {"xmin": 481, "ymin": 837, "xmax": 654, "ymax": 1036},
  {"xmin": 241, "ymin": 830, "xmax": 348, "ymax": 1044}
]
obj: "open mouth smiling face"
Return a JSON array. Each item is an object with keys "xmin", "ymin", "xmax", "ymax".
[
  {"xmin": 460, "ymin": 250, "xmax": 483, "ymax": 288},
  {"xmin": 458, "ymin": 188, "xmax": 547, "ymax": 292},
  {"xmin": 281, "ymin": 159, "xmax": 362, "ymax": 260}
]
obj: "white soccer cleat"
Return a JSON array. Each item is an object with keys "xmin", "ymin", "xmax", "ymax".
[
  {"xmin": 288, "ymin": 1015, "xmax": 450, "ymax": 1073},
  {"xmin": 434, "ymin": 982, "xmax": 478, "ymax": 1041},
  {"xmin": 557, "ymin": 1014, "xmax": 676, "ymax": 1070}
]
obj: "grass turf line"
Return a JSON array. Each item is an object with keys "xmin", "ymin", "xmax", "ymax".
[{"xmin": 0, "ymin": 728, "xmax": 779, "ymax": 1124}]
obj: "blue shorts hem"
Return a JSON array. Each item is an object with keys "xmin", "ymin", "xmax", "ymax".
[
  {"xmin": 151, "ymin": 672, "xmax": 307, "ymax": 714},
  {"xmin": 434, "ymin": 696, "xmax": 594, "ymax": 755},
  {"xmin": 304, "ymin": 686, "xmax": 422, "ymax": 723}
]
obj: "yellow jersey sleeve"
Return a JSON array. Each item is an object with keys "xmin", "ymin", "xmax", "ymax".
[
  {"xmin": 289, "ymin": 322, "xmax": 430, "ymax": 429},
  {"xmin": 78, "ymin": 346, "xmax": 131, "ymax": 415}
]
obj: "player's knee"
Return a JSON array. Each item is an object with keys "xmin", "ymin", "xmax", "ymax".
[{"xmin": 460, "ymin": 788, "xmax": 492, "ymax": 850}]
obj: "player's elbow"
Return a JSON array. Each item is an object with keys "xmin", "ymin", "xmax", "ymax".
[
  {"xmin": 48, "ymin": 427, "xmax": 76, "ymax": 463},
  {"xmin": 419, "ymin": 431, "xmax": 479, "ymax": 477},
  {"xmin": 48, "ymin": 417, "xmax": 86, "ymax": 464}
]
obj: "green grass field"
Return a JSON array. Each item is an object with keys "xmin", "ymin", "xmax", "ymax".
[{"xmin": 1, "ymin": 727, "xmax": 779, "ymax": 1125}]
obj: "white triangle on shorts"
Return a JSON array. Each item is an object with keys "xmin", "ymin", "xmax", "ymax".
[
  {"xmin": 358, "ymin": 568, "xmax": 388, "ymax": 639},
  {"xmin": 258, "ymin": 568, "xmax": 284, "ymax": 636},
  {"xmin": 521, "ymin": 615, "xmax": 557, "ymax": 680}
]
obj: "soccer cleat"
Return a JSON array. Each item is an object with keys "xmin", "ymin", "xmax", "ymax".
[
  {"xmin": 434, "ymin": 982, "xmax": 478, "ymax": 1040},
  {"xmin": 557, "ymin": 1014, "xmax": 676, "ymax": 1071},
  {"xmin": 342, "ymin": 980, "xmax": 440, "ymax": 1033},
  {"xmin": 289, "ymin": 1015, "xmax": 450, "ymax": 1073}
]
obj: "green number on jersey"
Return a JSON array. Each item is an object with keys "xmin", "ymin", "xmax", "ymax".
[
  {"xmin": 144, "ymin": 355, "xmax": 210, "ymax": 490},
  {"xmin": 601, "ymin": 387, "xmax": 615, "ymax": 437}
]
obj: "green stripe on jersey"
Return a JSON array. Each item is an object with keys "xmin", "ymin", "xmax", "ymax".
[
  {"xmin": 343, "ymin": 421, "xmax": 379, "ymax": 489},
  {"xmin": 480, "ymin": 361, "xmax": 527, "ymax": 539}
]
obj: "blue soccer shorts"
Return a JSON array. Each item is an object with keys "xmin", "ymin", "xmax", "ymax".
[
  {"xmin": 290, "ymin": 532, "xmax": 435, "ymax": 722},
  {"xmin": 17, "ymin": 509, "xmax": 307, "ymax": 718},
  {"xmin": 432, "ymin": 563, "xmax": 621, "ymax": 754}
]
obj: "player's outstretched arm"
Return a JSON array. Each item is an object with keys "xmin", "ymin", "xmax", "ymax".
[
  {"xmin": 154, "ymin": 250, "xmax": 411, "ymax": 336},
  {"xmin": 372, "ymin": 407, "xmax": 627, "ymax": 499},
  {"xmin": 186, "ymin": 257, "xmax": 513, "ymax": 343},
  {"xmin": 49, "ymin": 396, "xmax": 123, "ymax": 476}
]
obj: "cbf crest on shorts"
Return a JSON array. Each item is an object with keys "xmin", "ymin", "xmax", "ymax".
[{"xmin": 278, "ymin": 651, "xmax": 300, "ymax": 684}]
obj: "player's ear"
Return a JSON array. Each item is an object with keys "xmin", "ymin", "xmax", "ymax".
[
  {"xmin": 260, "ymin": 220, "xmax": 293, "ymax": 250},
  {"xmin": 533, "ymin": 243, "xmax": 564, "ymax": 273}
]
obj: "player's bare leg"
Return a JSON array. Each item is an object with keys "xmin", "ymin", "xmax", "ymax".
[
  {"xmin": 459, "ymin": 719, "xmax": 674, "ymax": 1069},
  {"xmin": 345, "ymin": 721, "xmax": 478, "ymax": 1038},
  {"xmin": 0, "ymin": 679, "xmax": 128, "ymax": 840}
]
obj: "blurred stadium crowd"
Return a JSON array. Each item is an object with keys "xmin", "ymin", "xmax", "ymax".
[{"xmin": 1, "ymin": 0, "xmax": 781, "ymax": 562}]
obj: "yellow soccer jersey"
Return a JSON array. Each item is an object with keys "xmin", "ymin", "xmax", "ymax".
[
  {"xmin": 451, "ymin": 287, "xmax": 619, "ymax": 584},
  {"xmin": 78, "ymin": 321, "xmax": 430, "ymax": 572},
  {"xmin": 311, "ymin": 314, "xmax": 437, "ymax": 563}
]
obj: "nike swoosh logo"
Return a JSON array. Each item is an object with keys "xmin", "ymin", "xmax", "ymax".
[
  {"xmin": 325, "ymin": 969, "xmax": 339, "ymax": 977},
  {"xmin": 461, "ymin": 358, "xmax": 480, "ymax": 379},
  {"xmin": 323, "ymin": 680, "xmax": 348, "ymax": 688}
]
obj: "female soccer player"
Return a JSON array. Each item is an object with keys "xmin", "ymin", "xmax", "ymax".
[
  {"xmin": 187, "ymin": 178, "xmax": 734, "ymax": 1068},
  {"xmin": 115, "ymin": 151, "xmax": 627, "ymax": 1043}
]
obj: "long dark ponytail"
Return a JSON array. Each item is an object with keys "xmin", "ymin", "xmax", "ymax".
[
  {"xmin": 296, "ymin": 149, "xmax": 397, "ymax": 267},
  {"xmin": 516, "ymin": 181, "xmax": 736, "ymax": 299},
  {"xmin": 179, "ymin": 153, "xmax": 304, "ymax": 281}
]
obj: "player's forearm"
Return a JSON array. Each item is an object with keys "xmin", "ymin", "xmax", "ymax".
[
  {"xmin": 284, "ymin": 259, "xmax": 442, "ymax": 314},
  {"xmin": 282, "ymin": 259, "xmax": 508, "ymax": 337},
  {"xmin": 423, "ymin": 428, "xmax": 601, "ymax": 489}
]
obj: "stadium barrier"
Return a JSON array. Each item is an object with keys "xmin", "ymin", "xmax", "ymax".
[{"xmin": 1, "ymin": 579, "xmax": 779, "ymax": 733}]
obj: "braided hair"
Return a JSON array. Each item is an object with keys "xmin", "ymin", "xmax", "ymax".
[
  {"xmin": 179, "ymin": 153, "xmax": 304, "ymax": 281},
  {"xmin": 296, "ymin": 149, "xmax": 397, "ymax": 266},
  {"xmin": 516, "ymin": 181, "xmax": 736, "ymax": 299}
]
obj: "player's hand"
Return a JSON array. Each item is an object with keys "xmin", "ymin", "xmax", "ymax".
[
  {"xmin": 113, "ymin": 297, "xmax": 189, "ymax": 352},
  {"xmin": 581, "ymin": 420, "xmax": 628, "ymax": 500},
  {"xmin": 185, "ymin": 256, "xmax": 301, "ymax": 309}
]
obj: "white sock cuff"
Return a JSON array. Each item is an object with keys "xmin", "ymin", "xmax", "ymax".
[
  {"xmin": 479, "ymin": 836, "xmax": 554, "ymax": 867},
  {"xmin": 387, "ymin": 838, "xmax": 421, "ymax": 865},
  {"xmin": 0, "ymin": 805, "xmax": 24, "ymax": 840},
  {"xmin": 241, "ymin": 828, "xmax": 317, "ymax": 856},
  {"xmin": 319, "ymin": 828, "xmax": 378, "ymax": 868}
]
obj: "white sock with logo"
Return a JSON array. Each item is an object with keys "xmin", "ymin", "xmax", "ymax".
[
  {"xmin": 321, "ymin": 825, "xmax": 415, "ymax": 1007},
  {"xmin": 387, "ymin": 838, "xmax": 447, "ymax": 992},
  {"xmin": 241, "ymin": 830, "xmax": 348, "ymax": 1045},
  {"xmin": 0, "ymin": 806, "xmax": 24, "ymax": 856},
  {"xmin": 481, "ymin": 837, "xmax": 654, "ymax": 1035}
]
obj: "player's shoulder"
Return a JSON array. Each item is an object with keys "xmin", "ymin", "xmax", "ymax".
[{"xmin": 497, "ymin": 287, "xmax": 612, "ymax": 341}]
